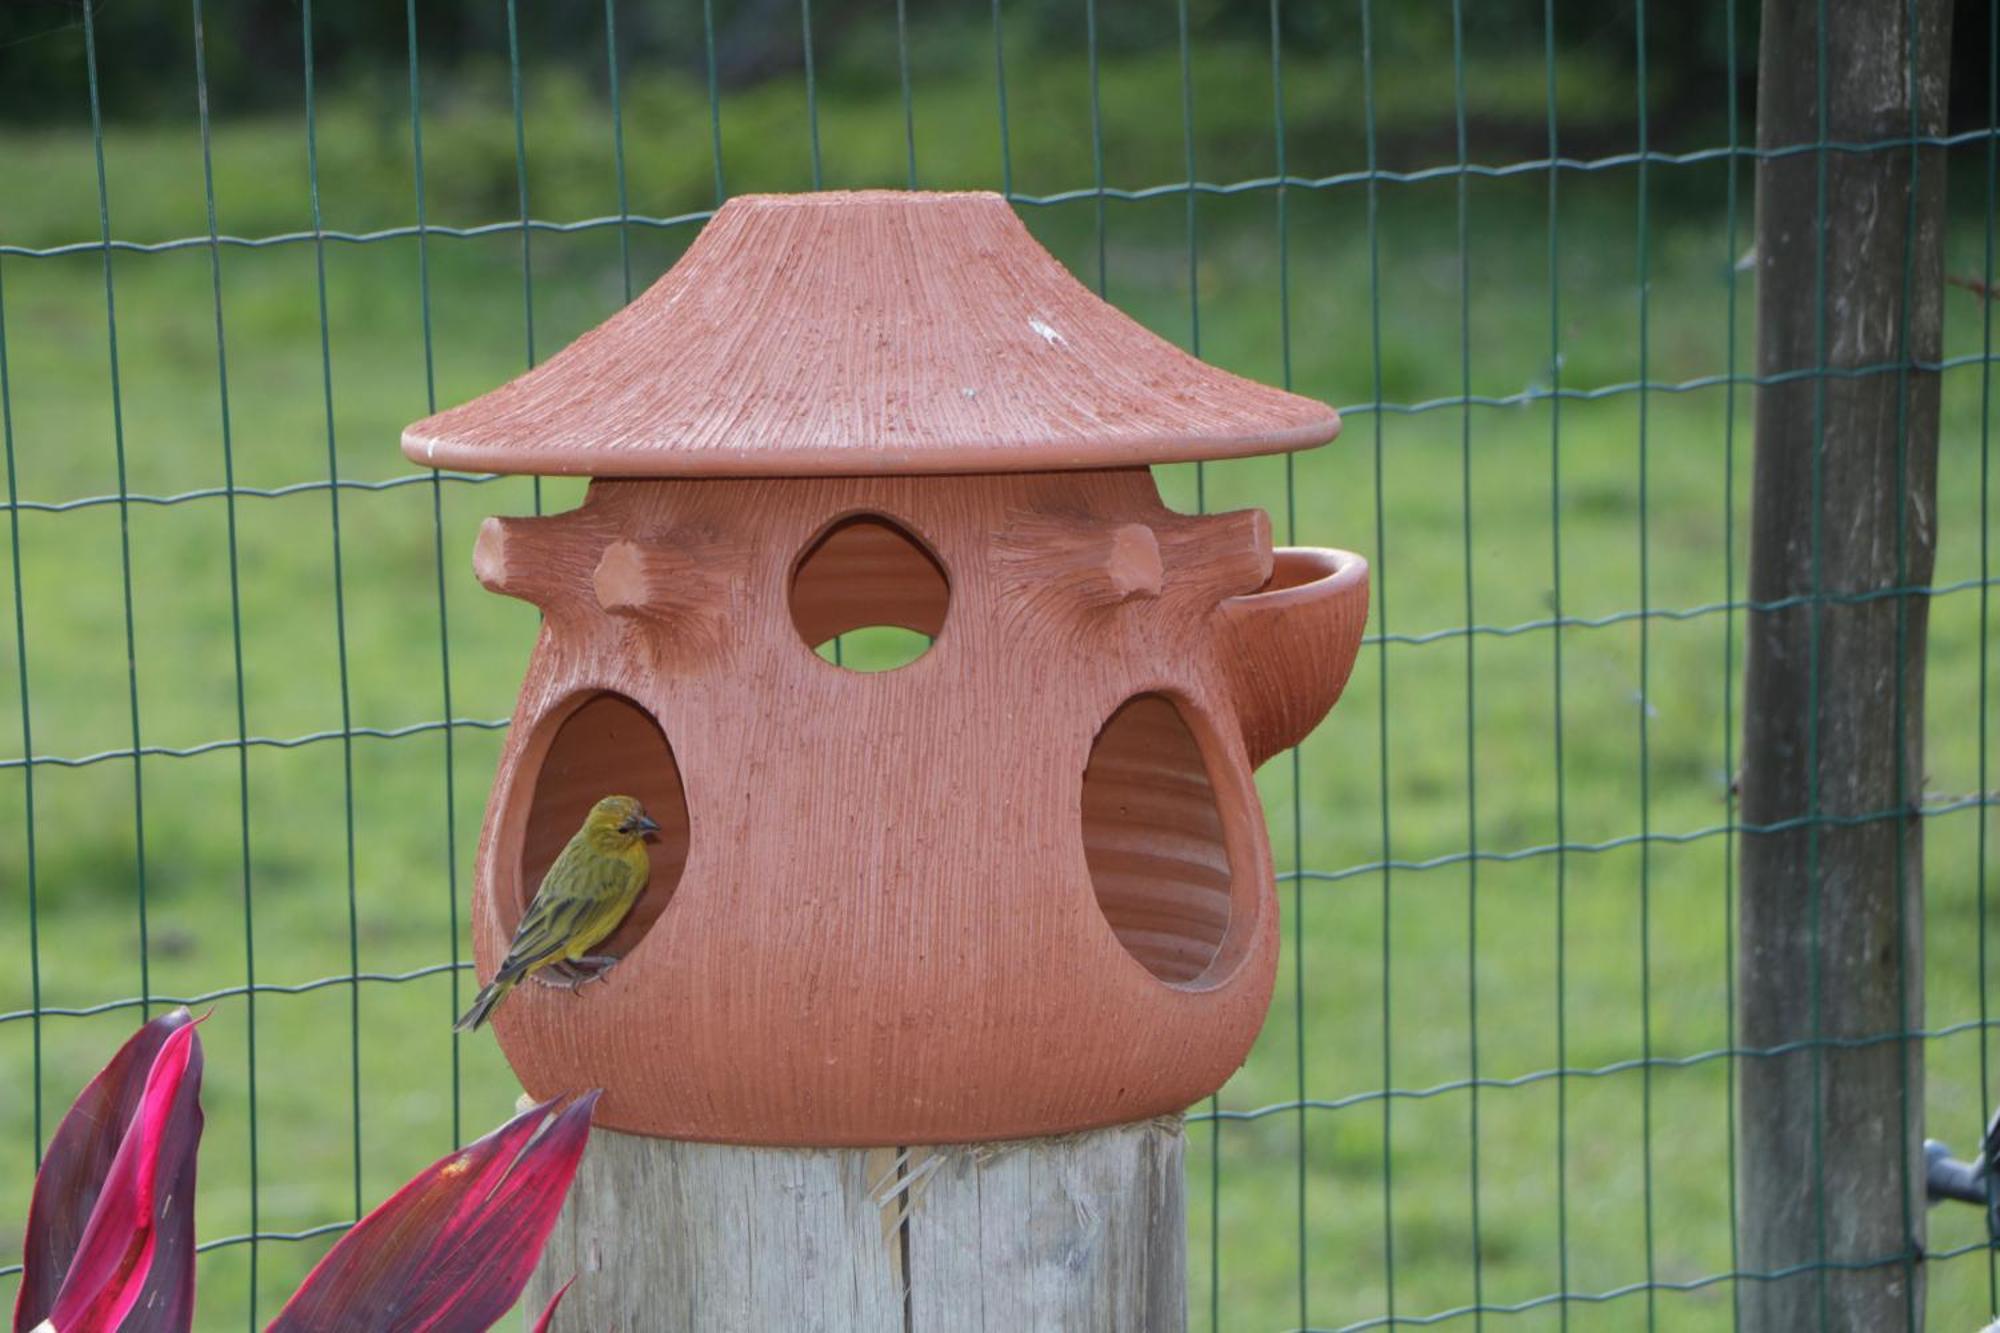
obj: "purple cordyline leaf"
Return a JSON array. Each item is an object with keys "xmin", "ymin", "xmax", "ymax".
[
  {"xmin": 265, "ymin": 1090, "xmax": 599, "ymax": 1333},
  {"xmin": 15, "ymin": 1009, "xmax": 191, "ymax": 1330},
  {"xmin": 17, "ymin": 1014, "xmax": 204, "ymax": 1333},
  {"xmin": 262, "ymin": 1102, "xmax": 552, "ymax": 1332},
  {"xmin": 120, "ymin": 1060, "xmax": 201, "ymax": 1333},
  {"xmin": 397, "ymin": 1093, "xmax": 597, "ymax": 1332},
  {"xmin": 49, "ymin": 1022, "xmax": 202, "ymax": 1333},
  {"xmin": 528, "ymin": 1279, "xmax": 573, "ymax": 1333}
]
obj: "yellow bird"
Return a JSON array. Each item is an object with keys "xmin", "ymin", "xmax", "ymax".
[{"xmin": 454, "ymin": 794, "xmax": 659, "ymax": 1033}]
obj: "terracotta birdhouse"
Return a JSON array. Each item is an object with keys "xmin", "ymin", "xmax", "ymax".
[{"xmin": 404, "ymin": 191, "xmax": 1369, "ymax": 1146}]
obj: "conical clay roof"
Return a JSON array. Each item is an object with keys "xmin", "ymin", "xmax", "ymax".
[{"xmin": 402, "ymin": 190, "xmax": 1339, "ymax": 476}]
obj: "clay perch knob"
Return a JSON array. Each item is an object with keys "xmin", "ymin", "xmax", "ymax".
[
  {"xmin": 473, "ymin": 514, "xmax": 593, "ymax": 611},
  {"xmin": 1100, "ymin": 523, "xmax": 1165, "ymax": 600},
  {"xmin": 593, "ymin": 536, "xmax": 735, "ymax": 653},
  {"xmin": 1157, "ymin": 508, "xmax": 1274, "ymax": 603},
  {"xmin": 997, "ymin": 516, "xmax": 1162, "ymax": 609},
  {"xmin": 595, "ymin": 537, "xmax": 698, "ymax": 616},
  {"xmin": 471, "ymin": 515, "xmax": 524, "ymax": 595}
]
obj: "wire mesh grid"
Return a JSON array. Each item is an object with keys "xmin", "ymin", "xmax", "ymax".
[{"xmin": 0, "ymin": 0, "xmax": 1994, "ymax": 1329}]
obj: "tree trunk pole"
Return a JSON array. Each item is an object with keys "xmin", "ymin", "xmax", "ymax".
[
  {"xmin": 525, "ymin": 1116, "xmax": 1187, "ymax": 1331},
  {"xmin": 1739, "ymin": 0, "xmax": 1949, "ymax": 1328}
]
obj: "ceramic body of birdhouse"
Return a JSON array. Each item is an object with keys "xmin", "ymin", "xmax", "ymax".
[{"xmin": 403, "ymin": 191, "xmax": 1369, "ymax": 1146}]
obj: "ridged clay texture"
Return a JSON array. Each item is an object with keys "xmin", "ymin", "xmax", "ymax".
[
  {"xmin": 412, "ymin": 189, "xmax": 1370, "ymax": 1143},
  {"xmin": 470, "ymin": 470, "xmax": 1367, "ymax": 1144},
  {"xmin": 401, "ymin": 191, "xmax": 1339, "ymax": 477}
]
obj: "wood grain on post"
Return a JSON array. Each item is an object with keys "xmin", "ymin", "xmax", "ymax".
[
  {"xmin": 1739, "ymin": 0, "xmax": 1949, "ymax": 1327},
  {"xmin": 524, "ymin": 1117, "xmax": 1186, "ymax": 1332}
]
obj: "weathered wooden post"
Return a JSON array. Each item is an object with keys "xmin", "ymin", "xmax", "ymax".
[
  {"xmin": 1739, "ymin": 0, "xmax": 1949, "ymax": 1327},
  {"xmin": 402, "ymin": 192, "xmax": 1368, "ymax": 1329}
]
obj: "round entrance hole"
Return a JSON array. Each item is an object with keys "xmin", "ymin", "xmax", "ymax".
[
  {"xmin": 517, "ymin": 691, "xmax": 690, "ymax": 960},
  {"xmin": 1081, "ymin": 693, "xmax": 1234, "ymax": 985},
  {"xmin": 789, "ymin": 514, "xmax": 949, "ymax": 673}
]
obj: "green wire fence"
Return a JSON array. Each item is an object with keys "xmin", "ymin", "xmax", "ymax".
[{"xmin": 0, "ymin": 0, "xmax": 1994, "ymax": 1329}]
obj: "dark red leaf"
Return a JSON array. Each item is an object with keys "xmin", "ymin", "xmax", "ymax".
[
  {"xmin": 397, "ymin": 1092, "xmax": 597, "ymax": 1333},
  {"xmin": 15, "ymin": 1009, "xmax": 188, "ymax": 1330},
  {"xmin": 14, "ymin": 1010, "xmax": 203, "ymax": 1333},
  {"xmin": 265, "ymin": 1090, "xmax": 598, "ymax": 1333},
  {"xmin": 261, "ymin": 1098, "xmax": 554, "ymax": 1332},
  {"xmin": 528, "ymin": 1278, "xmax": 573, "ymax": 1333},
  {"xmin": 49, "ymin": 1021, "xmax": 201, "ymax": 1333},
  {"xmin": 119, "ymin": 1064, "xmax": 202, "ymax": 1333}
]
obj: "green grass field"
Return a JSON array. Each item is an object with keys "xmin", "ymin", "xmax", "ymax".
[{"xmin": 1, "ymin": 32, "xmax": 1997, "ymax": 1332}]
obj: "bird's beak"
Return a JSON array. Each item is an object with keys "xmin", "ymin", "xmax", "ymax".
[{"xmin": 636, "ymin": 814, "xmax": 661, "ymax": 835}]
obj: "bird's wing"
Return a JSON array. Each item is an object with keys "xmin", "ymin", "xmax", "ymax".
[
  {"xmin": 492, "ymin": 848, "xmax": 602, "ymax": 983},
  {"xmin": 494, "ymin": 842, "xmax": 649, "ymax": 983},
  {"xmin": 561, "ymin": 853, "xmax": 649, "ymax": 958}
]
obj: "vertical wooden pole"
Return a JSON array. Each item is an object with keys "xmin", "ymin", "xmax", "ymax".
[
  {"xmin": 1739, "ymin": 0, "xmax": 1949, "ymax": 1327},
  {"xmin": 525, "ymin": 1116, "xmax": 1186, "ymax": 1331}
]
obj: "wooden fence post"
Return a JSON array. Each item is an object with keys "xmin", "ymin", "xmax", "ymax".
[
  {"xmin": 1739, "ymin": 0, "xmax": 1950, "ymax": 1327},
  {"xmin": 524, "ymin": 1117, "xmax": 1187, "ymax": 1331}
]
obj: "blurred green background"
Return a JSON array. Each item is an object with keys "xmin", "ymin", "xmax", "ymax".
[{"xmin": 1, "ymin": 0, "xmax": 1996, "ymax": 1328}]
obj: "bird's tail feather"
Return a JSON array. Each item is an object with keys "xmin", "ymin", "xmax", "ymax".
[{"xmin": 454, "ymin": 977, "xmax": 511, "ymax": 1033}]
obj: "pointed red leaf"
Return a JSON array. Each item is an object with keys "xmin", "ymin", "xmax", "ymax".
[
  {"xmin": 265, "ymin": 1091, "xmax": 598, "ymax": 1333},
  {"xmin": 398, "ymin": 1092, "xmax": 597, "ymax": 1332},
  {"xmin": 119, "ymin": 1068, "xmax": 202, "ymax": 1333},
  {"xmin": 48, "ymin": 1021, "xmax": 201, "ymax": 1333},
  {"xmin": 528, "ymin": 1278, "xmax": 573, "ymax": 1333},
  {"xmin": 261, "ymin": 1098, "xmax": 555, "ymax": 1333},
  {"xmin": 15, "ymin": 1010, "xmax": 203, "ymax": 1333},
  {"xmin": 15, "ymin": 1009, "xmax": 189, "ymax": 1329}
]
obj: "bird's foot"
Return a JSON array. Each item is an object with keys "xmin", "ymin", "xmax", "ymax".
[
  {"xmin": 529, "ymin": 963, "xmax": 581, "ymax": 991},
  {"xmin": 532, "ymin": 955, "xmax": 620, "ymax": 995}
]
